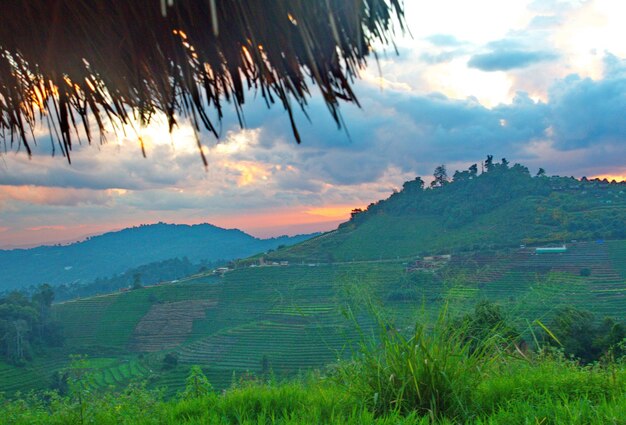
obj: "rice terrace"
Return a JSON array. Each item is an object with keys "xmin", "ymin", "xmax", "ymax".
[
  {"xmin": 4, "ymin": 239, "xmax": 626, "ymax": 395},
  {"xmin": 1, "ymin": 0, "xmax": 625, "ymax": 424}
]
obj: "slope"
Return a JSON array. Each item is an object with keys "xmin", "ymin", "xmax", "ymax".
[
  {"xmin": 2, "ymin": 238, "xmax": 625, "ymax": 396},
  {"xmin": 0, "ymin": 223, "xmax": 317, "ymax": 291},
  {"xmin": 267, "ymin": 164, "xmax": 626, "ymax": 262}
]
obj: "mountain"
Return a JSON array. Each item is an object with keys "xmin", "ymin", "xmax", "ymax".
[
  {"xmin": 2, "ymin": 238, "xmax": 625, "ymax": 396},
  {"xmin": 0, "ymin": 223, "xmax": 317, "ymax": 291},
  {"xmin": 266, "ymin": 163, "xmax": 626, "ymax": 262},
  {"xmin": 2, "ymin": 161, "xmax": 626, "ymax": 396}
]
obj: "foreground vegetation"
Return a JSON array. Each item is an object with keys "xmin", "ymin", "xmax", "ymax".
[
  {"xmin": 2, "ymin": 240, "xmax": 626, "ymax": 396},
  {"xmin": 2, "ymin": 309, "xmax": 625, "ymax": 424}
]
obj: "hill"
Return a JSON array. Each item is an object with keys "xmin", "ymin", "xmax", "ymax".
[
  {"xmin": 266, "ymin": 162, "xmax": 626, "ymax": 262},
  {"xmin": 2, "ymin": 161, "xmax": 626, "ymax": 397},
  {"xmin": 0, "ymin": 223, "xmax": 317, "ymax": 291},
  {"xmin": 1, "ymin": 239, "xmax": 625, "ymax": 396}
]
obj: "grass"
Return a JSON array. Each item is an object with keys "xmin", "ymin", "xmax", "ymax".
[
  {"xmin": 2, "ymin": 241, "xmax": 625, "ymax": 397},
  {"xmin": 1, "ymin": 311, "xmax": 624, "ymax": 425}
]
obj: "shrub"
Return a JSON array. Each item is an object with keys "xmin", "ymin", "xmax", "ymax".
[
  {"xmin": 336, "ymin": 307, "xmax": 502, "ymax": 421},
  {"xmin": 162, "ymin": 353, "xmax": 178, "ymax": 370},
  {"xmin": 181, "ymin": 366, "xmax": 213, "ymax": 399}
]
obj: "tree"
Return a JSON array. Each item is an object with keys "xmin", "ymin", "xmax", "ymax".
[
  {"xmin": 66, "ymin": 355, "xmax": 93, "ymax": 424},
  {"xmin": 132, "ymin": 273, "xmax": 143, "ymax": 290},
  {"xmin": 536, "ymin": 168, "xmax": 546, "ymax": 177},
  {"xmin": 549, "ymin": 306, "xmax": 597, "ymax": 362},
  {"xmin": 452, "ymin": 170, "xmax": 471, "ymax": 182},
  {"xmin": 402, "ymin": 177, "xmax": 425, "ymax": 194},
  {"xmin": 452, "ymin": 301, "xmax": 519, "ymax": 354},
  {"xmin": 350, "ymin": 208, "xmax": 364, "ymax": 219},
  {"xmin": 162, "ymin": 353, "xmax": 179, "ymax": 370},
  {"xmin": 595, "ymin": 318, "xmax": 626, "ymax": 358},
  {"xmin": 501, "ymin": 157, "xmax": 509, "ymax": 168},
  {"xmin": 0, "ymin": 292, "xmax": 38, "ymax": 364},
  {"xmin": 182, "ymin": 366, "xmax": 213, "ymax": 399},
  {"xmin": 32, "ymin": 283, "xmax": 54, "ymax": 339},
  {"xmin": 484, "ymin": 155, "xmax": 494, "ymax": 172},
  {"xmin": 431, "ymin": 165, "xmax": 449, "ymax": 188},
  {"xmin": 468, "ymin": 164, "xmax": 478, "ymax": 177}
]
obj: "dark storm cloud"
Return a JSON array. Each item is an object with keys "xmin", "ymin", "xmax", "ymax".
[{"xmin": 549, "ymin": 56, "xmax": 626, "ymax": 150}]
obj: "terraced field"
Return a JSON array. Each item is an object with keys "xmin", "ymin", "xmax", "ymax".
[
  {"xmin": 0, "ymin": 355, "xmax": 67, "ymax": 394},
  {"xmin": 1, "ymin": 242, "xmax": 625, "ymax": 396},
  {"xmin": 444, "ymin": 241, "xmax": 626, "ymax": 321}
]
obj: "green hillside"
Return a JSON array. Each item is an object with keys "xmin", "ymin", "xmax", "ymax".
[
  {"xmin": 2, "ymin": 238, "xmax": 626, "ymax": 396},
  {"xmin": 2, "ymin": 163, "xmax": 626, "ymax": 398},
  {"xmin": 267, "ymin": 163, "xmax": 626, "ymax": 262}
]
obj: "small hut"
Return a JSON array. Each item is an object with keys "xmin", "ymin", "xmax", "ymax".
[{"xmin": 535, "ymin": 245, "xmax": 567, "ymax": 254}]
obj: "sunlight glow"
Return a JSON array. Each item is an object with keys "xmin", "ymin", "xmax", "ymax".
[
  {"xmin": 223, "ymin": 161, "xmax": 271, "ymax": 187},
  {"xmin": 425, "ymin": 61, "xmax": 513, "ymax": 106},
  {"xmin": 591, "ymin": 174, "xmax": 626, "ymax": 182},
  {"xmin": 303, "ymin": 205, "xmax": 360, "ymax": 220}
]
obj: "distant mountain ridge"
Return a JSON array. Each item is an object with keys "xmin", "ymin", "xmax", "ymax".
[{"xmin": 0, "ymin": 223, "xmax": 318, "ymax": 291}]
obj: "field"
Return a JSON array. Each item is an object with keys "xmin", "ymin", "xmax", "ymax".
[
  {"xmin": 276, "ymin": 198, "xmax": 543, "ymax": 262},
  {"xmin": 1, "ymin": 240, "xmax": 625, "ymax": 397},
  {"xmin": 3, "ymin": 332, "xmax": 625, "ymax": 425}
]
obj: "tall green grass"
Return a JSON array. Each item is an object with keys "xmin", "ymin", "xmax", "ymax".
[
  {"xmin": 334, "ymin": 305, "xmax": 511, "ymax": 421},
  {"xmin": 2, "ymin": 306, "xmax": 624, "ymax": 425}
]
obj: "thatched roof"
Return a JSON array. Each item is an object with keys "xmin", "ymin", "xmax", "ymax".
[{"xmin": 0, "ymin": 0, "xmax": 404, "ymax": 163}]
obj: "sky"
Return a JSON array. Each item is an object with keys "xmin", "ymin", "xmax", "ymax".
[{"xmin": 1, "ymin": 0, "xmax": 626, "ymax": 248}]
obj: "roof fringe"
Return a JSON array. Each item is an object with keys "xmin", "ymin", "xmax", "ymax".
[{"xmin": 0, "ymin": 0, "xmax": 404, "ymax": 163}]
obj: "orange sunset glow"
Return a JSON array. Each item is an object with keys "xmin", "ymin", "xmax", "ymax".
[
  {"xmin": 591, "ymin": 174, "xmax": 626, "ymax": 182},
  {"xmin": 205, "ymin": 205, "xmax": 360, "ymax": 238}
]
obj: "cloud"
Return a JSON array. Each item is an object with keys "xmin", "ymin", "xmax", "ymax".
[
  {"xmin": 468, "ymin": 49, "xmax": 559, "ymax": 71},
  {"xmin": 6, "ymin": 53, "xmax": 622, "ymax": 196},
  {"xmin": 0, "ymin": 5, "xmax": 625, "ymax": 248},
  {"xmin": 425, "ymin": 34, "xmax": 466, "ymax": 47},
  {"xmin": 419, "ymin": 50, "xmax": 465, "ymax": 65},
  {"xmin": 527, "ymin": 14, "xmax": 563, "ymax": 29},
  {"xmin": 548, "ymin": 56, "xmax": 626, "ymax": 150},
  {"xmin": 0, "ymin": 185, "xmax": 111, "ymax": 208}
]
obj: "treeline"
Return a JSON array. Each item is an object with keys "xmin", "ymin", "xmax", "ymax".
[
  {"xmin": 53, "ymin": 257, "xmax": 224, "ymax": 301},
  {"xmin": 345, "ymin": 155, "xmax": 626, "ymax": 243},
  {"xmin": 0, "ymin": 285, "xmax": 62, "ymax": 365},
  {"xmin": 454, "ymin": 301, "xmax": 625, "ymax": 363}
]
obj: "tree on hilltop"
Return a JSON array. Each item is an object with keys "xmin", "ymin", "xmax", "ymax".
[
  {"xmin": 484, "ymin": 155, "xmax": 495, "ymax": 172},
  {"xmin": 431, "ymin": 165, "xmax": 449, "ymax": 188},
  {"xmin": 469, "ymin": 164, "xmax": 478, "ymax": 177},
  {"xmin": 453, "ymin": 169, "xmax": 471, "ymax": 182}
]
